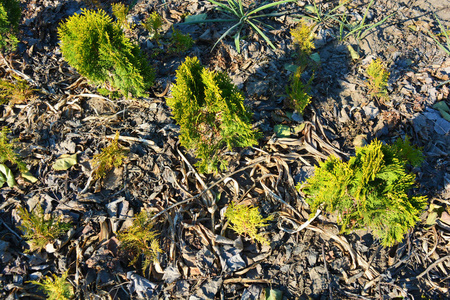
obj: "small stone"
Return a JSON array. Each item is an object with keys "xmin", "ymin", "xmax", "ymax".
[
  {"xmin": 363, "ymin": 103, "xmax": 380, "ymax": 119},
  {"xmin": 339, "ymin": 108, "xmax": 351, "ymax": 123}
]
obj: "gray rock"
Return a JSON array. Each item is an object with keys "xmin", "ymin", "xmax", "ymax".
[{"xmin": 363, "ymin": 102, "xmax": 380, "ymax": 119}]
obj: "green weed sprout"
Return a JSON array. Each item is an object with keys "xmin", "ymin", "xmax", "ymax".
[
  {"xmin": 287, "ymin": 67, "xmax": 313, "ymax": 114},
  {"xmin": 299, "ymin": 138, "xmax": 427, "ymax": 247},
  {"xmin": 29, "ymin": 271, "xmax": 73, "ymax": 300},
  {"xmin": 143, "ymin": 12, "xmax": 164, "ymax": 42},
  {"xmin": 17, "ymin": 205, "xmax": 72, "ymax": 252},
  {"xmin": 300, "ymin": 0, "xmax": 392, "ymax": 43},
  {"xmin": 184, "ymin": 0, "xmax": 296, "ymax": 53},
  {"xmin": 117, "ymin": 210, "xmax": 162, "ymax": 273},
  {"xmin": 58, "ymin": 8, "xmax": 154, "ymax": 97},
  {"xmin": 366, "ymin": 58, "xmax": 390, "ymax": 102},
  {"xmin": 225, "ymin": 202, "xmax": 273, "ymax": 245},
  {"xmin": 0, "ymin": 0, "xmax": 21, "ymax": 53},
  {"xmin": 0, "ymin": 75, "xmax": 36, "ymax": 105},
  {"xmin": 166, "ymin": 56, "xmax": 259, "ymax": 173},
  {"xmin": 91, "ymin": 131, "xmax": 127, "ymax": 180},
  {"xmin": 427, "ymin": 14, "xmax": 450, "ymax": 55}
]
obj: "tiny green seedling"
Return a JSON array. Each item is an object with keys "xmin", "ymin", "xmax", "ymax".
[
  {"xmin": 91, "ymin": 131, "xmax": 127, "ymax": 180},
  {"xmin": 112, "ymin": 2, "xmax": 133, "ymax": 31},
  {"xmin": 366, "ymin": 58, "xmax": 390, "ymax": 102},
  {"xmin": 169, "ymin": 27, "xmax": 194, "ymax": 53},
  {"xmin": 184, "ymin": 0, "xmax": 296, "ymax": 53},
  {"xmin": 0, "ymin": 75, "xmax": 36, "ymax": 105},
  {"xmin": 291, "ymin": 20, "xmax": 315, "ymax": 55},
  {"xmin": 287, "ymin": 67, "xmax": 313, "ymax": 114},
  {"xmin": 117, "ymin": 210, "xmax": 162, "ymax": 274},
  {"xmin": 28, "ymin": 271, "xmax": 73, "ymax": 300},
  {"xmin": 225, "ymin": 202, "xmax": 273, "ymax": 245},
  {"xmin": 17, "ymin": 205, "xmax": 72, "ymax": 252},
  {"xmin": 143, "ymin": 12, "xmax": 164, "ymax": 43}
]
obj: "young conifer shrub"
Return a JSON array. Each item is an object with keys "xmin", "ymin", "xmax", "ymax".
[
  {"xmin": 17, "ymin": 205, "xmax": 72, "ymax": 252},
  {"xmin": 299, "ymin": 138, "xmax": 427, "ymax": 247},
  {"xmin": 0, "ymin": 127, "xmax": 26, "ymax": 172},
  {"xmin": 366, "ymin": 58, "xmax": 390, "ymax": 102},
  {"xmin": 166, "ymin": 56, "xmax": 259, "ymax": 173},
  {"xmin": 143, "ymin": 12, "xmax": 164, "ymax": 42},
  {"xmin": 29, "ymin": 271, "xmax": 73, "ymax": 300},
  {"xmin": 169, "ymin": 28, "xmax": 194, "ymax": 53},
  {"xmin": 225, "ymin": 202, "xmax": 273, "ymax": 245},
  {"xmin": 91, "ymin": 132, "xmax": 127, "ymax": 180},
  {"xmin": 112, "ymin": 2, "xmax": 132, "ymax": 31},
  {"xmin": 0, "ymin": 75, "xmax": 36, "ymax": 105},
  {"xmin": 287, "ymin": 67, "xmax": 313, "ymax": 114},
  {"xmin": 0, "ymin": 0, "xmax": 21, "ymax": 53},
  {"xmin": 291, "ymin": 20, "xmax": 315, "ymax": 58},
  {"xmin": 58, "ymin": 8, "xmax": 154, "ymax": 97},
  {"xmin": 117, "ymin": 210, "xmax": 162, "ymax": 273}
]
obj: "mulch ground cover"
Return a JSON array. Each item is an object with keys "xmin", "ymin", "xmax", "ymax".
[{"xmin": 0, "ymin": 0, "xmax": 449, "ymax": 299}]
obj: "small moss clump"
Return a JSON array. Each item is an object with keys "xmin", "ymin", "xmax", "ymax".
[
  {"xmin": 225, "ymin": 202, "xmax": 273, "ymax": 245},
  {"xmin": 91, "ymin": 131, "xmax": 127, "ymax": 180},
  {"xmin": 117, "ymin": 210, "xmax": 162, "ymax": 273},
  {"xmin": 29, "ymin": 271, "xmax": 73, "ymax": 300},
  {"xmin": 17, "ymin": 205, "xmax": 72, "ymax": 252},
  {"xmin": 299, "ymin": 138, "xmax": 427, "ymax": 247},
  {"xmin": 58, "ymin": 8, "xmax": 154, "ymax": 97}
]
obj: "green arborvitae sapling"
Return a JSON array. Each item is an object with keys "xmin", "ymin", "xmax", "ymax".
[
  {"xmin": 166, "ymin": 56, "xmax": 259, "ymax": 173},
  {"xmin": 17, "ymin": 205, "xmax": 72, "ymax": 252},
  {"xmin": 91, "ymin": 131, "xmax": 127, "ymax": 180},
  {"xmin": 366, "ymin": 58, "xmax": 390, "ymax": 102},
  {"xmin": 299, "ymin": 138, "xmax": 427, "ymax": 247},
  {"xmin": 0, "ymin": 0, "xmax": 21, "ymax": 53},
  {"xmin": 143, "ymin": 12, "xmax": 164, "ymax": 43},
  {"xmin": 28, "ymin": 271, "xmax": 73, "ymax": 300},
  {"xmin": 0, "ymin": 126, "xmax": 26, "ymax": 172},
  {"xmin": 117, "ymin": 210, "xmax": 162, "ymax": 273},
  {"xmin": 58, "ymin": 8, "xmax": 154, "ymax": 97},
  {"xmin": 112, "ymin": 2, "xmax": 132, "ymax": 31},
  {"xmin": 287, "ymin": 67, "xmax": 313, "ymax": 114},
  {"xmin": 225, "ymin": 202, "xmax": 273, "ymax": 245},
  {"xmin": 0, "ymin": 75, "xmax": 36, "ymax": 105}
]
